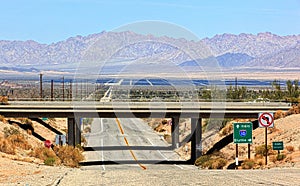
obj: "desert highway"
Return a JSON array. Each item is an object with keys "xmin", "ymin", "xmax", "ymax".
[{"xmin": 84, "ymin": 117, "xmax": 184, "ymax": 170}]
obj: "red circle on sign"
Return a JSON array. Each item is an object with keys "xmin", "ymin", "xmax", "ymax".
[
  {"xmin": 259, "ymin": 112, "xmax": 274, "ymax": 127},
  {"xmin": 44, "ymin": 140, "xmax": 52, "ymax": 148}
]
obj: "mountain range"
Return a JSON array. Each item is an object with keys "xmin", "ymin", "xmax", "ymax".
[{"xmin": 1, "ymin": 31, "xmax": 300, "ymax": 73}]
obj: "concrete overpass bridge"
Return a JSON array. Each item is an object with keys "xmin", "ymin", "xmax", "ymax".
[{"xmin": 0, "ymin": 101, "xmax": 290, "ymax": 163}]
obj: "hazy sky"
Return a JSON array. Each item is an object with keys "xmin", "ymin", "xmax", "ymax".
[{"xmin": 0, "ymin": 0, "xmax": 300, "ymax": 43}]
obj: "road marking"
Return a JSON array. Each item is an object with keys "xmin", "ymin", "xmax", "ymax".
[
  {"xmin": 146, "ymin": 138, "xmax": 184, "ymax": 170},
  {"xmin": 115, "ymin": 118, "xmax": 147, "ymax": 170},
  {"xmin": 100, "ymin": 138, "xmax": 105, "ymax": 171},
  {"xmin": 147, "ymin": 138, "xmax": 168, "ymax": 160},
  {"xmin": 100, "ymin": 118, "xmax": 104, "ymax": 133},
  {"xmin": 173, "ymin": 164, "xmax": 184, "ymax": 170}
]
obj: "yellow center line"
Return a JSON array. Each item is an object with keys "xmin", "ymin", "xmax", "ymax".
[{"xmin": 115, "ymin": 118, "xmax": 147, "ymax": 170}]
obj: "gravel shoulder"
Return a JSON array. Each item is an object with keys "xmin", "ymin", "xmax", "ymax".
[
  {"xmin": 1, "ymin": 158, "xmax": 299, "ymax": 186},
  {"xmin": 0, "ymin": 157, "xmax": 71, "ymax": 186}
]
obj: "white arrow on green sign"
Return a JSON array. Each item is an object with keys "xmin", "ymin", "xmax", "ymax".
[{"xmin": 233, "ymin": 122, "xmax": 253, "ymax": 144}]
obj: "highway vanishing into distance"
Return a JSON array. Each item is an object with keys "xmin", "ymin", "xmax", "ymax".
[{"xmin": 84, "ymin": 118, "xmax": 184, "ymax": 170}]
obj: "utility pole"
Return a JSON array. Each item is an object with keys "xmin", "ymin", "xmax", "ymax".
[
  {"xmin": 75, "ymin": 81, "xmax": 78, "ymax": 100},
  {"xmin": 62, "ymin": 76, "xmax": 65, "ymax": 101},
  {"xmin": 40, "ymin": 73, "xmax": 43, "ymax": 100},
  {"xmin": 80, "ymin": 80, "xmax": 83, "ymax": 100},
  {"xmin": 69, "ymin": 80, "xmax": 73, "ymax": 100},
  {"xmin": 51, "ymin": 80, "xmax": 54, "ymax": 101}
]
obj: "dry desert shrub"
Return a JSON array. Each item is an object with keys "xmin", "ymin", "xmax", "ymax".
[
  {"xmin": 3, "ymin": 126, "xmax": 20, "ymax": 138},
  {"xmin": 31, "ymin": 147, "xmax": 61, "ymax": 166},
  {"xmin": 0, "ymin": 137, "xmax": 15, "ymax": 154},
  {"xmin": 285, "ymin": 105, "xmax": 300, "ymax": 116},
  {"xmin": 31, "ymin": 145, "xmax": 84, "ymax": 167},
  {"xmin": 270, "ymin": 155, "xmax": 277, "ymax": 163},
  {"xmin": 31, "ymin": 147, "xmax": 57, "ymax": 161},
  {"xmin": 268, "ymin": 126, "xmax": 279, "ymax": 134},
  {"xmin": 286, "ymin": 146, "xmax": 294, "ymax": 153},
  {"xmin": 255, "ymin": 145, "xmax": 272, "ymax": 157},
  {"xmin": 274, "ymin": 110, "xmax": 285, "ymax": 119},
  {"xmin": 0, "ymin": 133, "xmax": 31, "ymax": 154},
  {"xmin": 241, "ymin": 159, "xmax": 256, "ymax": 169},
  {"xmin": 220, "ymin": 123, "xmax": 233, "ymax": 136},
  {"xmin": 0, "ymin": 115, "xmax": 7, "ymax": 123},
  {"xmin": 53, "ymin": 146, "xmax": 84, "ymax": 167},
  {"xmin": 7, "ymin": 134, "xmax": 32, "ymax": 150},
  {"xmin": 195, "ymin": 153, "xmax": 228, "ymax": 169}
]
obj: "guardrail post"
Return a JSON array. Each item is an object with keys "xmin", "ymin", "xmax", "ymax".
[
  {"xmin": 171, "ymin": 115, "xmax": 180, "ymax": 149},
  {"xmin": 191, "ymin": 118, "xmax": 202, "ymax": 163},
  {"xmin": 67, "ymin": 118, "xmax": 75, "ymax": 146}
]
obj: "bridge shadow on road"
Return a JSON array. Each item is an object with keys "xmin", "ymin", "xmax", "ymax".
[{"xmin": 80, "ymin": 160, "xmax": 193, "ymax": 166}]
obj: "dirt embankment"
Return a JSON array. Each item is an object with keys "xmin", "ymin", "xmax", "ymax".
[{"xmin": 146, "ymin": 107, "xmax": 300, "ymax": 169}]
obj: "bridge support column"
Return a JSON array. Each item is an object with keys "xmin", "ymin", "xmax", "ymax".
[
  {"xmin": 171, "ymin": 115, "xmax": 180, "ymax": 149},
  {"xmin": 75, "ymin": 119, "xmax": 81, "ymax": 146},
  {"xmin": 191, "ymin": 118, "xmax": 202, "ymax": 163},
  {"xmin": 67, "ymin": 118, "xmax": 75, "ymax": 146},
  {"xmin": 67, "ymin": 118, "xmax": 81, "ymax": 147}
]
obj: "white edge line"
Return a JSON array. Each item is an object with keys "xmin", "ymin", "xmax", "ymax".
[
  {"xmin": 146, "ymin": 138, "xmax": 184, "ymax": 170},
  {"xmin": 101, "ymin": 138, "xmax": 105, "ymax": 171},
  {"xmin": 100, "ymin": 118, "xmax": 104, "ymax": 133}
]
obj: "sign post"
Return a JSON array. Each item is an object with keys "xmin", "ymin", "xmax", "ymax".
[
  {"xmin": 233, "ymin": 122, "xmax": 253, "ymax": 169},
  {"xmin": 258, "ymin": 112, "xmax": 274, "ymax": 165}
]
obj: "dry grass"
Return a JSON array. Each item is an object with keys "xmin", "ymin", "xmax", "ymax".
[
  {"xmin": 220, "ymin": 123, "xmax": 233, "ymax": 136},
  {"xmin": 0, "ymin": 137, "xmax": 15, "ymax": 154},
  {"xmin": 195, "ymin": 152, "xmax": 228, "ymax": 169},
  {"xmin": 53, "ymin": 146, "xmax": 84, "ymax": 167},
  {"xmin": 274, "ymin": 105, "xmax": 300, "ymax": 120},
  {"xmin": 274, "ymin": 110, "xmax": 285, "ymax": 120},
  {"xmin": 241, "ymin": 159, "xmax": 256, "ymax": 169},
  {"xmin": 285, "ymin": 105, "xmax": 300, "ymax": 117},
  {"xmin": 31, "ymin": 147, "xmax": 57, "ymax": 161},
  {"xmin": 255, "ymin": 145, "xmax": 272, "ymax": 157},
  {"xmin": 3, "ymin": 126, "xmax": 20, "ymax": 138},
  {"xmin": 31, "ymin": 147, "xmax": 61, "ymax": 166},
  {"xmin": 7, "ymin": 134, "xmax": 32, "ymax": 150},
  {"xmin": 0, "ymin": 134, "xmax": 32, "ymax": 155}
]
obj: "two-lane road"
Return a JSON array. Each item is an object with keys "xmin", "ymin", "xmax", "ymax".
[{"xmin": 84, "ymin": 117, "xmax": 182, "ymax": 170}]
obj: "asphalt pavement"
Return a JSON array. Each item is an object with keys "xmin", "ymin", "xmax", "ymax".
[{"xmin": 83, "ymin": 117, "xmax": 182, "ymax": 169}]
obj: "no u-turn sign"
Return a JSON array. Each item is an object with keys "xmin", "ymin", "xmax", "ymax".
[{"xmin": 258, "ymin": 112, "xmax": 274, "ymax": 128}]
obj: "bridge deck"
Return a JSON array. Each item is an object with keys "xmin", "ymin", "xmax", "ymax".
[{"xmin": 0, "ymin": 101, "xmax": 290, "ymax": 118}]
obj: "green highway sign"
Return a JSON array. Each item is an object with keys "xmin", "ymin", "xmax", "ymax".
[
  {"xmin": 272, "ymin": 141, "xmax": 284, "ymax": 150},
  {"xmin": 233, "ymin": 122, "xmax": 253, "ymax": 144}
]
